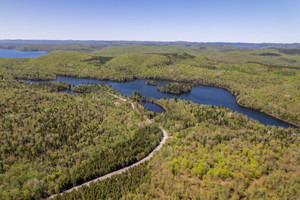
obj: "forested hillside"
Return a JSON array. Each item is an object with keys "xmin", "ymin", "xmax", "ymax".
[
  {"xmin": 0, "ymin": 46, "xmax": 299, "ymax": 199},
  {"xmin": 132, "ymin": 99, "xmax": 299, "ymax": 199},
  {"xmin": 0, "ymin": 81, "xmax": 162, "ymax": 199},
  {"xmin": 53, "ymin": 98, "xmax": 300, "ymax": 200}
]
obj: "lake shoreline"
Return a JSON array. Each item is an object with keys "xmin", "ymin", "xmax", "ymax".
[{"xmin": 21, "ymin": 74, "xmax": 297, "ymax": 128}]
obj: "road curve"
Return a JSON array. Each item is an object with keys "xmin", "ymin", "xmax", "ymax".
[{"xmin": 47, "ymin": 126, "xmax": 168, "ymax": 199}]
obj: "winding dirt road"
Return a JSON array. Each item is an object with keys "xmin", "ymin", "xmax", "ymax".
[{"xmin": 47, "ymin": 95, "xmax": 168, "ymax": 199}]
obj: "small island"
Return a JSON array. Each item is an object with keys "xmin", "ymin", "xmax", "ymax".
[
  {"xmin": 146, "ymin": 80, "xmax": 157, "ymax": 86},
  {"xmin": 157, "ymin": 82, "xmax": 193, "ymax": 94}
]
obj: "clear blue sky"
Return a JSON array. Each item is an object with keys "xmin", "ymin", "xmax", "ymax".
[{"xmin": 1, "ymin": 0, "xmax": 299, "ymax": 43}]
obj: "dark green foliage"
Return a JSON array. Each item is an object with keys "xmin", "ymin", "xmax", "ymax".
[
  {"xmin": 123, "ymin": 99, "xmax": 300, "ymax": 199},
  {"xmin": 0, "ymin": 81, "xmax": 161, "ymax": 199},
  {"xmin": 82, "ymin": 56, "xmax": 113, "ymax": 66},
  {"xmin": 50, "ymin": 99, "xmax": 300, "ymax": 200},
  {"xmin": 53, "ymin": 162, "xmax": 149, "ymax": 200},
  {"xmin": 159, "ymin": 52, "xmax": 196, "ymax": 60},
  {"xmin": 56, "ymin": 124, "xmax": 162, "ymax": 195},
  {"xmin": 278, "ymin": 49, "xmax": 300, "ymax": 55},
  {"xmin": 71, "ymin": 84, "xmax": 109, "ymax": 93},
  {"xmin": 131, "ymin": 90, "xmax": 146, "ymax": 101},
  {"xmin": 158, "ymin": 82, "xmax": 193, "ymax": 94},
  {"xmin": 20, "ymin": 81, "xmax": 71, "ymax": 92},
  {"xmin": 258, "ymin": 53, "xmax": 281, "ymax": 57},
  {"xmin": 146, "ymin": 80, "xmax": 157, "ymax": 86}
]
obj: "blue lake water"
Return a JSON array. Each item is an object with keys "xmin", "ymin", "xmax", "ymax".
[
  {"xmin": 26, "ymin": 76, "xmax": 296, "ymax": 128},
  {"xmin": 141, "ymin": 100, "xmax": 165, "ymax": 113},
  {"xmin": 0, "ymin": 49, "xmax": 48, "ymax": 58}
]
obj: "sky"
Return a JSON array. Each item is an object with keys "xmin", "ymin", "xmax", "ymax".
[{"xmin": 0, "ymin": 0, "xmax": 299, "ymax": 43}]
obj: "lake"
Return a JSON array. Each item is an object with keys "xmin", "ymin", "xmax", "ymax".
[
  {"xmin": 0, "ymin": 49, "xmax": 48, "ymax": 58},
  {"xmin": 2, "ymin": 49, "xmax": 293, "ymax": 128},
  {"xmin": 26, "ymin": 76, "xmax": 295, "ymax": 128}
]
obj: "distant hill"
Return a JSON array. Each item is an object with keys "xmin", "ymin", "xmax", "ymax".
[{"xmin": 1, "ymin": 40, "xmax": 300, "ymax": 52}]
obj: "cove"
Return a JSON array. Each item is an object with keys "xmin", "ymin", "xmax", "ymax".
[
  {"xmin": 0, "ymin": 49, "xmax": 48, "ymax": 58},
  {"xmin": 26, "ymin": 75, "xmax": 295, "ymax": 128}
]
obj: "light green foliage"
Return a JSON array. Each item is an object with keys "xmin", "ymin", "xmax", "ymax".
[
  {"xmin": 57, "ymin": 99, "xmax": 299, "ymax": 200},
  {"xmin": 0, "ymin": 80, "xmax": 161, "ymax": 199},
  {"xmin": 92, "ymin": 45, "xmax": 192, "ymax": 56},
  {"xmin": 123, "ymin": 99, "xmax": 299, "ymax": 200}
]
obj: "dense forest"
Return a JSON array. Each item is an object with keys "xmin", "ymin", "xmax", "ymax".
[
  {"xmin": 0, "ymin": 44, "xmax": 299, "ymax": 199},
  {"xmin": 52, "ymin": 98, "xmax": 300, "ymax": 200},
  {"xmin": 157, "ymin": 82, "xmax": 193, "ymax": 94},
  {"xmin": 0, "ymin": 81, "xmax": 162, "ymax": 199},
  {"xmin": 52, "ymin": 162, "xmax": 149, "ymax": 200},
  {"xmin": 124, "ymin": 99, "xmax": 300, "ymax": 199}
]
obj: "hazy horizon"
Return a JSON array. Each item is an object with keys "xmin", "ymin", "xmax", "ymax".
[{"xmin": 0, "ymin": 39, "xmax": 300, "ymax": 44}]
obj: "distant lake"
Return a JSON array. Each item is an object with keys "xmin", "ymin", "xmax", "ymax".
[
  {"xmin": 0, "ymin": 49, "xmax": 48, "ymax": 58},
  {"xmin": 26, "ymin": 76, "xmax": 296, "ymax": 128}
]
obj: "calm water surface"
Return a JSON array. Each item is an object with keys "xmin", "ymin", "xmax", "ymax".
[
  {"xmin": 0, "ymin": 49, "xmax": 48, "ymax": 58},
  {"xmin": 26, "ymin": 76, "xmax": 295, "ymax": 128}
]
